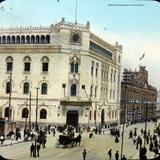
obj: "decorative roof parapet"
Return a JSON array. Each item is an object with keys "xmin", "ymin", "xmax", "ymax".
[
  {"xmin": 52, "ymin": 17, "xmax": 90, "ymax": 32},
  {"xmin": 0, "ymin": 26, "xmax": 50, "ymax": 34},
  {"xmin": 90, "ymin": 33, "xmax": 116, "ymax": 52}
]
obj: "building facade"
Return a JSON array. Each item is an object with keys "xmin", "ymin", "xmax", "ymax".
[
  {"xmin": 0, "ymin": 18, "xmax": 122, "ymax": 127},
  {"xmin": 120, "ymin": 66, "xmax": 157, "ymax": 123}
]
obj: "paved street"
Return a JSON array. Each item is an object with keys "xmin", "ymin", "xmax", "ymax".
[{"xmin": 0, "ymin": 121, "xmax": 158, "ymax": 160}]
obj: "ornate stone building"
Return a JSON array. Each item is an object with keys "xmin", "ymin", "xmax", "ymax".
[
  {"xmin": 120, "ymin": 66, "xmax": 157, "ymax": 123},
  {"xmin": 0, "ymin": 18, "xmax": 122, "ymax": 127}
]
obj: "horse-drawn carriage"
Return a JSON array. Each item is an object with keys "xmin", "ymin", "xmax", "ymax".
[{"xmin": 56, "ymin": 134, "xmax": 81, "ymax": 148}]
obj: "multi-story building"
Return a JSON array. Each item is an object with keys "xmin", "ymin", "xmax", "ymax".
[
  {"xmin": 120, "ymin": 66, "xmax": 157, "ymax": 123},
  {"xmin": 0, "ymin": 18, "xmax": 122, "ymax": 127}
]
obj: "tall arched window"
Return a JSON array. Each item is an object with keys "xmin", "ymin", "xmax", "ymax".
[
  {"xmin": 70, "ymin": 62, "xmax": 79, "ymax": 73},
  {"xmin": 95, "ymin": 63, "xmax": 99, "ymax": 77},
  {"xmin": 112, "ymin": 111, "xmax": 114, "ymax": 119},
  {"xmin": 89, "ymin": 110, "xmax": 92, "ymax": 120},
  {"xmin": 94, "ymin": 110, "xmax": 96, "ymax": 121},
  {"xmin": 6, "ymin": 82, "xmax": 11, "ymax": 94},
  {"xmin": 26, "ymin": 35, "xmax": 30, "ymax": 44},
  {"xmin": 41, "ymin": 83, "xmax": 48, "ymax": 95},
  {"xmin": 6, "ymin": 56, "xmax": 13, "ymax": 72},
  {"xmin": 22, "ymin": 108, "xmax": 28, "ymax": 118},
  {"xmin": 36, "ymin": 35, "xmax": 40, "ymax": 43},
  {"xmin": 12, "ymin": 36, "xmax": 15, "ymax": 44},
  {"xmin": 21, "ymin": 36, "xmax": 25, "ymax": 44},
  {"xmin": 70, "ymin": 84, "xmax": 77, "ymax": 96},
  {"xmin": 16, "ymin": 36, "xmax": 20, "ymax": 44},
  {"xmin": 40, "ymin": 109, "xmax": 47, "ymax": 119},
  {"xmin": 31, "ymin": 35, "xmax": 35, "ymax": 43},
  {"xmin": 7, "ymin": 36, "xmax": 11, "ymax": 44},
  {"xmin": 23, "ymin": 56, "xmax": 31, "ymax": 72},
  {"xmin": 2, "ymin": 36, "xmax": 6, "ymax": 44},
  {"xmin": 46, "ymin": 35, "xmax": 50, "ymax": 43},
  {"xmin": 23, "ymin": 82, "xmax": 29, "ymax": 94},
  {"xmin": 41, "ymin": 56, "xmax": 49, "ymax": 72},
  {"xmin": 91, "ymin": 61, "xmax": 94, "ymax": 76},
  {"xmin": 4, "ymin": 107, "xmax": 9, "ymax": 117},
  {"xmin": 41, "ymin": 35, "xmax": 45, "ymax": 43}
]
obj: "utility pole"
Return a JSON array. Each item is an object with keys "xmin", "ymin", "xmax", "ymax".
[{"xmin": 120, "ymin": 69, "xmax": 131, "ymax": 159}]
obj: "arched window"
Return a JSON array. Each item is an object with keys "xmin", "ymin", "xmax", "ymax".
[
  {"xmin": 46, "ymin": 35, "xmax": 50, "ymax": 43},
  {"xmin": 7, "ymin": 36, "xmax": 11, "ymax": 44},
  {"xmin": 6, "ymin": 56, "xmax": 13, "ymax": 72},
  {"xmin": 36, "ymin": 35, "xmax": 40, "ymax": 43},
  {"xmin": 89, "ymin": 110, "xmax": 92, "ymax": 120},
  {"xmin": 94, "ymin": 110, "xmax": 96, "ymax": 121},
  {"xmin": 112, "ymin": 111, "xmax": 114, "ymax": 118},
  {"xmin": 41, "ymin": 56, "xmax": 49, "ymax": 72},
  {"xmin": 2, "ymin": 36, "xmax": 6, "ymax": 44},
  {"xmin": 91, "ymin": 61, "xmax": 94, "ymax": 76},
  {"xmin": 41, "ymin": 83, "xmax": 48, "ymax": 95},
  {"xmin": 4, "ymin": 107, "xmax": 9, "ymax": 117},
  {"xmin": 41, "ymin": 35, "xmax": 45, "ymax": 43},
  {"xmin": 16, "ymin": 36, "xmax": 20, "ymax": 44},
  {"xmin": 23, "ymin": 56, "xmax": 31, "ymax": 72},
  {"xmin": 70, "ymin": 62, "xmax": 79, "ymax": 73},
  {"xmin": 23, "ymin": 82, "xmax": 29, "ymax": 94},
  {"xmin": 22, "ymin": 108, "xmax": 28, "ymax": 118},
  {"xmin": 12, "ymin": 36, "xmax": 15, "ymax": 44},
  {"xmin": 6, "ymin": 82, "xmax": 11, "ymax": 94},
  {"xmin": 95, "ymin": 63, "xmax": 99, "ymax": 77},
  {"xmin": 70, "ymin": 84, "xmax": 77, "ymax": 96},
  {"xmin": 31, "ymin": 35, "xmax": 35, "ymax": 43},
  {"xmin": 70, "ymin": 62, "xmax": 74, "ymax": 73},
  {"xmin": 26, "ymin": 35, "xmax": 30, "ymax": 44},
  {"xmin": 21, "ymin": 36, "xmax": 25, "ymax": 44},
  {"xmin": 40, "ymin": 109, "xmax": 47, "ymax": 119}
]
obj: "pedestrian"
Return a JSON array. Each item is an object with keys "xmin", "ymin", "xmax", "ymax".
[
  {"xmin": 82, "ymin": 149, "xmax": 87, "ymax": 160},
  {"xmin": 10, "ymin": 134, "xmax": 14, "ymax": 145},
  {"xmin": 115, "ymin": 150, "xmax": 119, "ymax": 160},
  {"xmin": 108, "ymin": 149, "xmax": 112, "ymax": 160},
  {"xmin": 37, "ymin": 143, "xmax": 41, "ymax": 157},
  {"xmin": 0, "ymin": 135, "xmax": 4, "ymax": 145},
  {"xmin": 30, "ymin": 143, "xmax": 35, "ymax": 157},
  {"xmin": 121, "ymin": 155, "xmax": 127, "ymax": 160}
]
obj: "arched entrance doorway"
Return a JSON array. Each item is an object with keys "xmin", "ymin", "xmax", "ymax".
[
  {"xmin": 101, "ymin": 109, "xmax": 105, "ymax": 124},
  {"xmin": 66, "ymin": 110, "xmax": 79, "ymax": 127}
]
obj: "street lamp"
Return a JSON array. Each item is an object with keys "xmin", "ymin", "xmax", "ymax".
[{"xmin": 34, "ymin": 87, "xmax": 39, "ymax": 158}]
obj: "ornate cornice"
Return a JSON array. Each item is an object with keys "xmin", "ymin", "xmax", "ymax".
[
  {"xmin": 90, "ymin": 33, "xmax": 116, "ymax": 52},
  {"xmin": 0, "ymin": 44, "xmax": 61, "ymax": 54}
]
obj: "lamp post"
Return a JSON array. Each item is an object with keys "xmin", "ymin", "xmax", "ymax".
[
  {"xmin": 82, "ymin": 85, "xmax": 92, "ymax": 126},
  {"xmin": 34, "ymin": 87, "xmax": 39, "ymax": 158},
  {"xmin": 144, "ymin": 101, "xmax": 148, "ymax": 147},
  {"xmin": 8, "ymin": 72, "xmax": 12, "ymax": 122},
  {"xmin": 29, "ymin": 91, "xmax": 32, "ymax": 129}
]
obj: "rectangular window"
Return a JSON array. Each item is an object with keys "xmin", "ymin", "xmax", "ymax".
[
  {"xmin": 7, "ymin": 62, "xmax": 12, "ymax": 72},
  {"xmin": 6, "ymin": 83, "xmax": 11, "ymax": 94},
  {"xmin": 24, "ymin": 62, "xmax": 30, "ymax": 72},
  {"xmin": 90, "ymin": 86, "xmax": 93, "ymax": 97},
  {"xmin": 42, "ymin": 63, "xmax": 48, "ymax": 72},
  {"xmin": 95, "ymin": 87, "xmax": 97, "ymax": 97}
]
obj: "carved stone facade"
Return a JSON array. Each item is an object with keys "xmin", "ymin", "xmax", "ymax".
[
  {"xmin": 0, "ymin": 18, "xmax": 122, "ymax": 126},
  {"xmin": 120, "ymin": 66, "xmax": 157, "ymax": 123}
]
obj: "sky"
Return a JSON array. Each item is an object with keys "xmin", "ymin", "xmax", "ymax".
[{"xmin": 0, "ymin": 0, "xmax": 160, "ymax": 89}]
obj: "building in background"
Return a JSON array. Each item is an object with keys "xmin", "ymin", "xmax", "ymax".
[
  {"xmin": 0, "ymin": 18, "xmax": 122, "ymax": 127},
  {"xmin": 120, "ymin": 66, "xmax": 157, "ymax": 123}
]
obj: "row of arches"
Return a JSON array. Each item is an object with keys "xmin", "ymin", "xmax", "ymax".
[
  {"xmin": 0, "ymin": 35, "xmax": 50, "ymax": 44},
  {"xmin": 4, "ymin": 107, "xmax": 47, "ymax": 119}
]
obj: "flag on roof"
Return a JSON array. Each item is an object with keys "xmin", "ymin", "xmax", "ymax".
[{"xmin": 139, "ymin": 53, "xmax": 145, "ymax": 61}]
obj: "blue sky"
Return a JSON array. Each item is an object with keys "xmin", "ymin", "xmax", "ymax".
[{"xmin": 0, "ymin": 0, "xmax": 160, "ymax": 88}]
